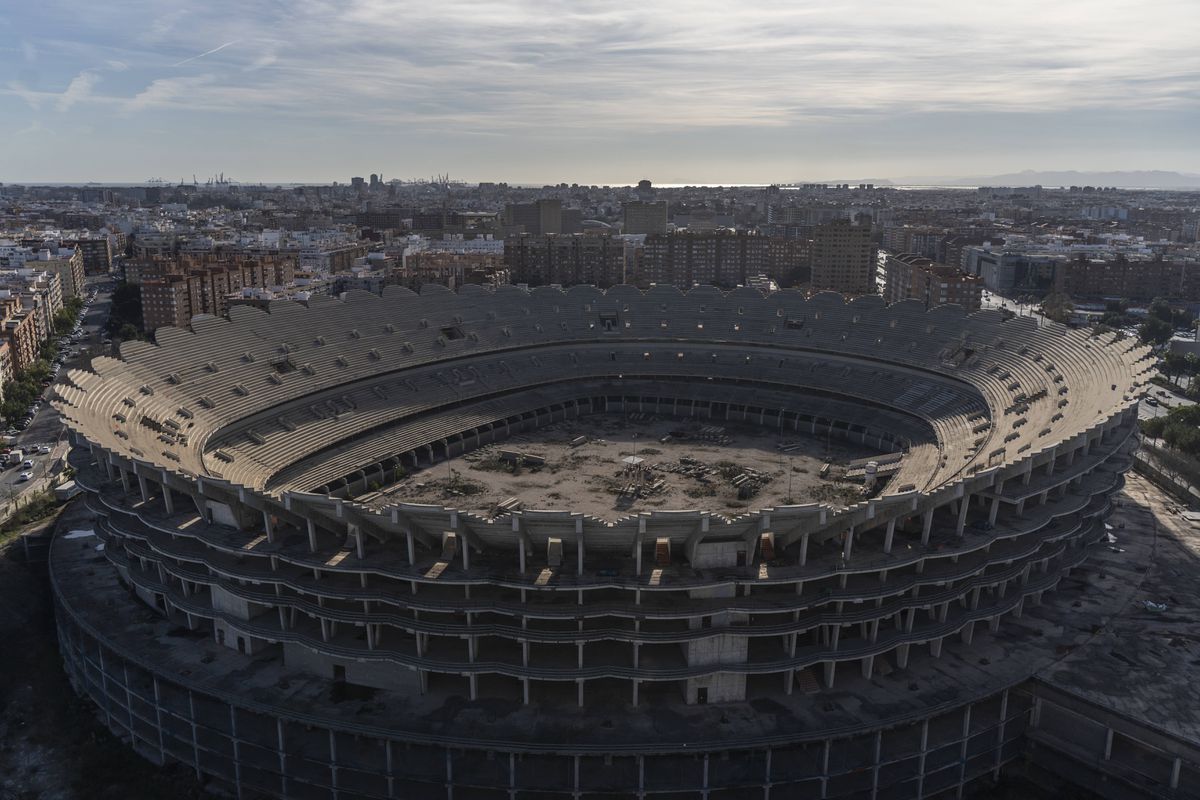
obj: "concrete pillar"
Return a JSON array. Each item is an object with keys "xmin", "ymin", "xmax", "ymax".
[
  {"xmin": 842, "ymin": 526, "xmax": 855, "ymax": 561},
  {"xmin": 921, "ymin": 509, "xmax": 934, "ymax": 545},
  {"xmin": 931, "ymin": 637, "xmax": 943, "ymax": 658},
  {"xmin": 961, "ymin": 621, "xmax": 974, "ymax": 645},
  {"xmin": 989, "ymin": 496, "xmax": 1000, "ymax": 526},
  {"xmin": 576, "ymin": 517, "xmax": 584, "ymax": 576},
  {"xmin": 406, "ymin": 528, "xmax": 415, "ymax": 565},
  {"xmin": 137, "ymin": 473, "xmax": 149, "ymax": 503},
  {"xmin": 896, "ymin": 643, "xmax": 910, "ymax": 669},
  {"xmin": 799, "ymin": 532, "xmax": 810, "ymax": 566},
  {"xmin": 883, "ymin": 518, "xmax": 896, "ymax": 554},
  {"xmin": 1104, "ymin": 728, "xmax": 1113, "ymax": 760},
  {"xmin": 823, "ymin": 661, "xmax": 835, "ymax": 689},
  {"xmin": 956, "ymin": 493, "xmax": 970, "ymax": 536},
  {"xmin": 262, "ymin": 510, "xmax": 274, "ymax": 543},
  {"xmin": 861, "ymin": 654, "xmax": 874, "ymax": 679},
  {"xmin": 307, "ymin": 519, "xmax": 317, "ymax": 553},
  {"xmin": 162, "ymin": 483, "xmax": 175, "ymax": 514}
]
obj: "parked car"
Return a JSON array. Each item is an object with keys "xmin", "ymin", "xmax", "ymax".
[{"xmin": 17, "ymin": 472, "xmax": 32, "ymax": 482}]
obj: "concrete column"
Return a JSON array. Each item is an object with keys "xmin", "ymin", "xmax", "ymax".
[
  {"xmin": 931, "ymin": 637, "xmax": 943, "ymax": 658},
  {"xmin": 921, "ymin": 509, "xmax": 934, "ymax": 545},
  {"xmin": 956, "ymin": 493, "xmax": 970, "ymax": 536},
  {"xmin": 823, "ymin": 661, "xmax": 835, "ymax": 688},
  {"xmin": 262, "ymin": 510, "xmax": 275, "ymax": 543},
  {"xmin": 988, "ymin": 496, "xmax": 1000, "ymax": 526},
  {"xmin": 276, "ymin": 718, "xmax": 288, "ymax": 796},
  {"xmin": 1103, "ymin": 728, "xmax": 1113, "ymax": 760},
  {"xmin": 576, "ymin": 517, "xmax": 584, "ymax": 576},
  {"xmin": 406, "ymin": 528, "xmax": 415, "ymax": 565},
  {"xmin": 307, "ymin": 519, "xmax": 317, "ymax": 553},
  {"xmin": 119, "ymin": 468, "xmax": 130, "ymax": 493},
  {"xmin": 224, "ymin": 704, "xmax": 243, "ymax": 799},
  {"xmin": 883, "ymin": 518, "xmax": 896, "ymax": 554},
  {"xmin": 137, "ymin": 473, "xmax": 149, "ymax": 503},
  {"xmin": 896, "ymin": 643, "xmax": 910, "ymax": 669},
  {"xmin": 162, "ymin": 484, "xmax": 175, "ymax": 514},
  {"xmin": 842, "ymin": 526, "xmax": 855, "ymax": 561},
  {"xmin": 353, "ymin": 526, "xmax": 364, "ymax": 559},
  {"xmin": 799, "ymin": 532, "xmax": 810, "ymax": 566}
]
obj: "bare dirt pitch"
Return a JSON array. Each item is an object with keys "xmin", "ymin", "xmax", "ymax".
[{"xmin": 374, "ymin": 414, "xmax": 889, "ymax": 519}]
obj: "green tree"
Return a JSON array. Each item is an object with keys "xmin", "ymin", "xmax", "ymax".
[
  {"xmin": 1139, "ymin": 316, "xmax": 1173, "ymax": 346},
  {"xmin": 1040, "ymin": 293, "xmax": 1074, "ymax": 324},
  {"xmin": 1163, "ymin": 351, "xmax": 1190, "ymax": 385},
  {"xmin": 106, "ymin": 281, "xmax": 144, "ymax": 335},
  {"xmin": 53, "ymin": 308, "xmax": 75, "ymax": 335}
]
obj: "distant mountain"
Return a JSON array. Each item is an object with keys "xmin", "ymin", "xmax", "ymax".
[{"xmin": 945, "ymin": 170, "xmax": 1200, "ymax": 189}]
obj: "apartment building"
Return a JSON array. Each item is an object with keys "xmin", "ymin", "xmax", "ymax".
[
  {"xmin": 1, "ymin": 298, "xmax": 40, "ymax": 371},
  {"xmin": 139, "ymin": 254, "xmax": 298, "ymax": 332},
  {"xmin": 1054, "ymin": 256, "xmax": 1200, "ymax": 302},
  {"xmin": 504, "ymin": 233, "xmax": 624, "ymax": 287},
  {"xmin": 884, "ymin": 253, "xmax": 982, "ymax": 311},
  {"xmin": 811, "ymin": 220, "xmax": 876, "ymax": 294},
  {"xmin": 37, "ymin": 246, "xmax": 87, "ymax": 299},
  {"xmin": 640, "ymin": 232, "xmax": 808, "ymax": 288},
  {"xmin": 400, "ymin": 252, "xmax": 508, "ymax": 291}
]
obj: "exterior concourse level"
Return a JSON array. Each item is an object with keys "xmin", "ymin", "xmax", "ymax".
[{"xmin": 52, "ymin": 284, "xmax": 1154, "ymax": 798}]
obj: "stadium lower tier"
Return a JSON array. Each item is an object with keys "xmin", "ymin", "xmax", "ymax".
[{"xmin": 50, "ymin": 426, "xmax": 1135, "ymax": 798}]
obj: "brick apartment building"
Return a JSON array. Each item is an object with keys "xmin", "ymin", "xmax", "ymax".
[
  {"xmin": 640, "ymin": 232, "xmax": 809, "ymax": 288},
  {"xmin": 1054, "ymin": 256, "xmax": 1200, "ymax": 302},
  {"xmin": 504, "ymin": 233, "xmax": 625, "ymax": 287},
  {"xmin": 884, "ymin": 253, "xmax": 982, "ymax": 311},
  {"xmin": 139, "ymin": 254, "xmax": 298, "ymax": 332}
]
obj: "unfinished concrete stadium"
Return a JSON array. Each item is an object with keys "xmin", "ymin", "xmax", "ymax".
[{"xmin": 49, "ymin": 284, "xmax": 1174, "ymax": 799}]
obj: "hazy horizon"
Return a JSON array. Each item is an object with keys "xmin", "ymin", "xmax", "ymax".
[{"xmin": 3, "ymin": 0, "xmax": 1199, "ymax": 184}]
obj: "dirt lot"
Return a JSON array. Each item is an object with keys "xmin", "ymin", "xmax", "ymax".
[
  {"xmin": 0, "ymin": 506, "xmax": 204, "ymax": 800},
  {"xmin": 376, "ymin": 414, "xmax": 884, "ymax": 519}
]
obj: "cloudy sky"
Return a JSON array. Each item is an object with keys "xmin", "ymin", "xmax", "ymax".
[{"xmin": 2, "ymin": 0, "xmax": 1198, "ymax": 184}]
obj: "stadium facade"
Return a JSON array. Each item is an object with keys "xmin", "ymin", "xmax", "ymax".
[{"xmin": 51, "ymin": 285, "xmax": 1154, "ymax": 798}]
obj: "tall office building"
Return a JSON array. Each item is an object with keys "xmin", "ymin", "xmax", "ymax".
[
  {"xmin": 622, "ymin": 201, "xmax": 668, "ymax": 236},
  {"xmin": 811, "ymin": 220, "xmax": 876, "ymax": 294},
  {"xmin": 504, "ymin": 199, "xmax": 563, "ymax": 235}
]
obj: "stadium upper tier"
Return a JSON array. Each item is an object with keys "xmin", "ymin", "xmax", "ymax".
[{"xmin": 56, "ymin": 285, "xmax": 1152, "ymax": 505}]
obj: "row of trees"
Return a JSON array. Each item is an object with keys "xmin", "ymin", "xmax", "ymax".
[
  {"xmin": 105, "ymin": 282, "xmax": 144, "ymax": 342},
  {"xmin": 0, "ymin": 339, "xmax": 59, "ymax": 426},
  {"xmin": 1142, "ymin": 405, "xmax": 1200, "ymax": 459}
]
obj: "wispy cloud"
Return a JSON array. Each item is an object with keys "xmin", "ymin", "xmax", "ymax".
[
  {"xmin": 171, "ymin": 39, "xmax": 238, "ymax": 68},
  {"xmin": 56, "ymin": 70, "xmax": 99, "ymax": 111},
  {"xmin": 2, "ymin": 0, "xmax": 1199, "ymax": 180}
]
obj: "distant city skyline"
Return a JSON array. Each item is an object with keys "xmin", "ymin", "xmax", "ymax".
[{"xmin": 2, "ymin": 0, "xmax": 1198, "ymax": 183}]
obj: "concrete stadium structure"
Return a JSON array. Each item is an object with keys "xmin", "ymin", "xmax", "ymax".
[{"xmin": 50, "ymin": 284, "xmax": 1159, "ymax": 799}]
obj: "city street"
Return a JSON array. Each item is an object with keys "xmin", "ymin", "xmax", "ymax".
[{"xmin": 0, "ymin": 280, "xmax": 112, "ymax": 504}]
